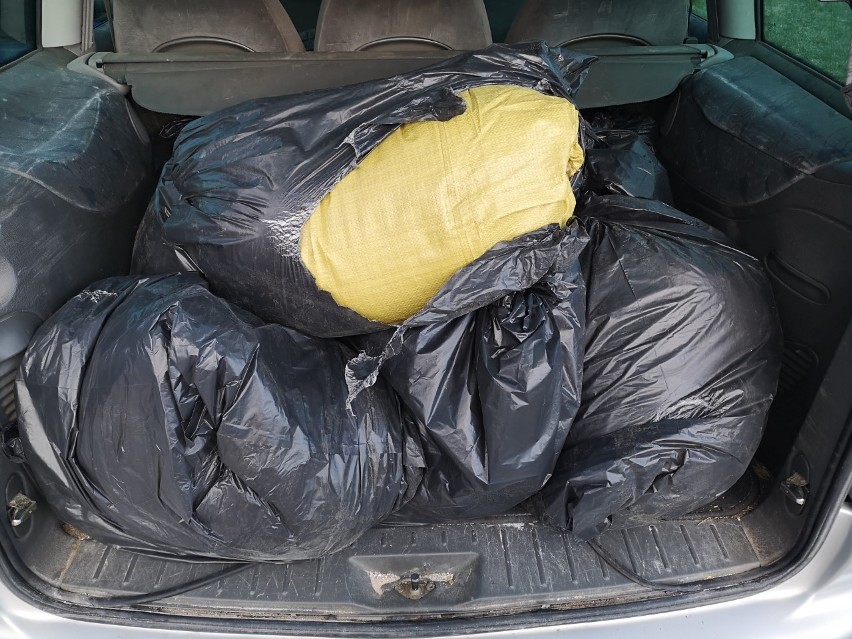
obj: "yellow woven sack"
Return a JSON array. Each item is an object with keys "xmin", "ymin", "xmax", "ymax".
[{"xmin": 300, "ymin": 84, "xmax": 584, "ymax": 325}]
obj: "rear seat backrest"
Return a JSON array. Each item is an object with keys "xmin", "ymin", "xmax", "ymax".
[
  {"xmin": 110, "ymin": 0, "xmax": 305, "ymax": 53},
  {"xmin": 314, "ymin": 0, "xmax": 491, "ymax": 52},
  {"xmin": 507, "ymin": 0, "xmax": 689, "ymax": 47}
]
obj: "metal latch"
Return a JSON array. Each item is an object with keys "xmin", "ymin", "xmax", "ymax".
[
  {"xmin": 393, "ymin": 573, "xmax": 436, "ymax": 600},
  {"xmin": 781, "ymin": 471, "xmax": 809, "ymax": 507},
  {"xmin": 7, "ymin": 493, "xmax": 36, "ymax": 527}
]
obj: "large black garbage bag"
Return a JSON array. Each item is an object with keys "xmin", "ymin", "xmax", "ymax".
[
  {"xmin": 16, "ymin": 274, "xmax": 422, "ymax": 561},
  {"xmin": 132, "ymin": 43, "xmax": 594, "ymax": 338},
  {"xmin": 530, "ymin": 196, "xmax": 782, "ymax": 539},
  {"xmin": 351, "ymin": 224, "xmax": 588, "ymax": 521},
  {"xmin": 579, "ymin": 129, "xmax": 673, "ymax": 204}
]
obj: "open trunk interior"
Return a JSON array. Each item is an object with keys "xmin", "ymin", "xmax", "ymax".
[{"xmin": 1, "ymin": 3, "xmax": 852, "ymax": 630}]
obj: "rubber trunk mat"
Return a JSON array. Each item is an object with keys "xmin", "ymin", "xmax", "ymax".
[{"xmin": 19, "ymin": 513, "xmax": 762, "ymax": 618}]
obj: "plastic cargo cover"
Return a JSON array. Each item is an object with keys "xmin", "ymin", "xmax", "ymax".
[
  {"xmin": 355, "ymin": 223, "xmax": 588, "ymax": 521},
  {"xmin": 132, "ymin": 43, "xmax": 594, "ymax": 337},
  {"xmin": 16, "ymin": 274, "xmax": 422, "ymax": 561},
  {"xmin": 530, "ymin": 196, "xmax": 782, "ymax": 539}
]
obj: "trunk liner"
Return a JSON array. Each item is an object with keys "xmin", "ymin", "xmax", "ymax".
[{"xmin": 21, "ymin": 513, "xmax": 762, "ymax": 617}]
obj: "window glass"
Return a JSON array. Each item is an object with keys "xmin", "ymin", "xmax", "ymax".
[
  {"xmin": 0, "ymin": 0, "xmax": 37, "ymax": 66},
  {"xmin": 691, "ymin": 0, "xmax": 708, "ymax": 20},
  {"xmin": 763, "ymin": 0, "xmax": 852, "ymax": 84}
]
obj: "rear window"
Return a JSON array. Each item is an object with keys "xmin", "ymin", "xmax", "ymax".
[
  {"xmin": 690, "ymin": 0, "xmax": 707, "ymax": 20},
  {"xmin": 0, "ymin": 0, "xmax": 37, "ymax": 67},
  {"xmin": 763, "ymin": 0, "xmax": 852, "ymax": 84}
]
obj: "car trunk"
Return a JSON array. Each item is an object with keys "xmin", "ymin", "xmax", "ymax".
[{"xmin": 1, "ymin": 43, "xmax": 852, "ymax": 630}]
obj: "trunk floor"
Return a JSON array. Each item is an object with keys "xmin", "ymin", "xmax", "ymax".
[{"xmin": 17, "ymin": 511, "xmax": 763, "ymax": 617}]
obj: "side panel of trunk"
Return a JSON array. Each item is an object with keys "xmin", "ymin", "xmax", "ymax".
[
  {"xmin": 658, "ymin": 53, "xmax": 852, "ymax": 471},
  {"xmin": 0, "ymin": 48, "xmax": 154, "ymax": 427}
]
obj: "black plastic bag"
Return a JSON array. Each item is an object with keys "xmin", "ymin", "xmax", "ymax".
[
  {"xmin": 132, "ymin": 43, "xmax": 594, "ymax": 338},
  {"xmin": 351, "ymin": 224, "xmax": 588, "ymax": 521},
  {"xmin": 16, "ymin": 274, "xmax": 422, "ymax": 561},
  {"xmin": 579, "ymin": 129, "xmax": 673, "ymax": 204},
  {"xmin": 530, "ymin": 196, "xmax": 782, "ymax": 539}
]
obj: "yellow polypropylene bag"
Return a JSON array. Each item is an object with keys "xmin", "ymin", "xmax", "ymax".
[{"xmin": 300, "ymin": 84, "xmax": 584, "ymax": 325}]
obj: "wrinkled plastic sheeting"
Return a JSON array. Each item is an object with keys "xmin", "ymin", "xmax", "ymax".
[
  {"xmin": 530, "ymin": 196, "xmax": 782, "ymax": 539},
  {"xmin": 16, "ymin": 274, "xmax": 423, "ymax": 561},
  {"xmin": 350, "ymin": 223, "xmax": 588, "ymax": 521},
  {"xmin": 0, "ymin": 49, "xmax": 153, "ymax": 322},
  {"xmin": 131, "ymin": 43, "xmax": 595, "ymax": 338},
  {"xmin": 579, "ymin": 129, "xmax": 673, "ymax": 204}
]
